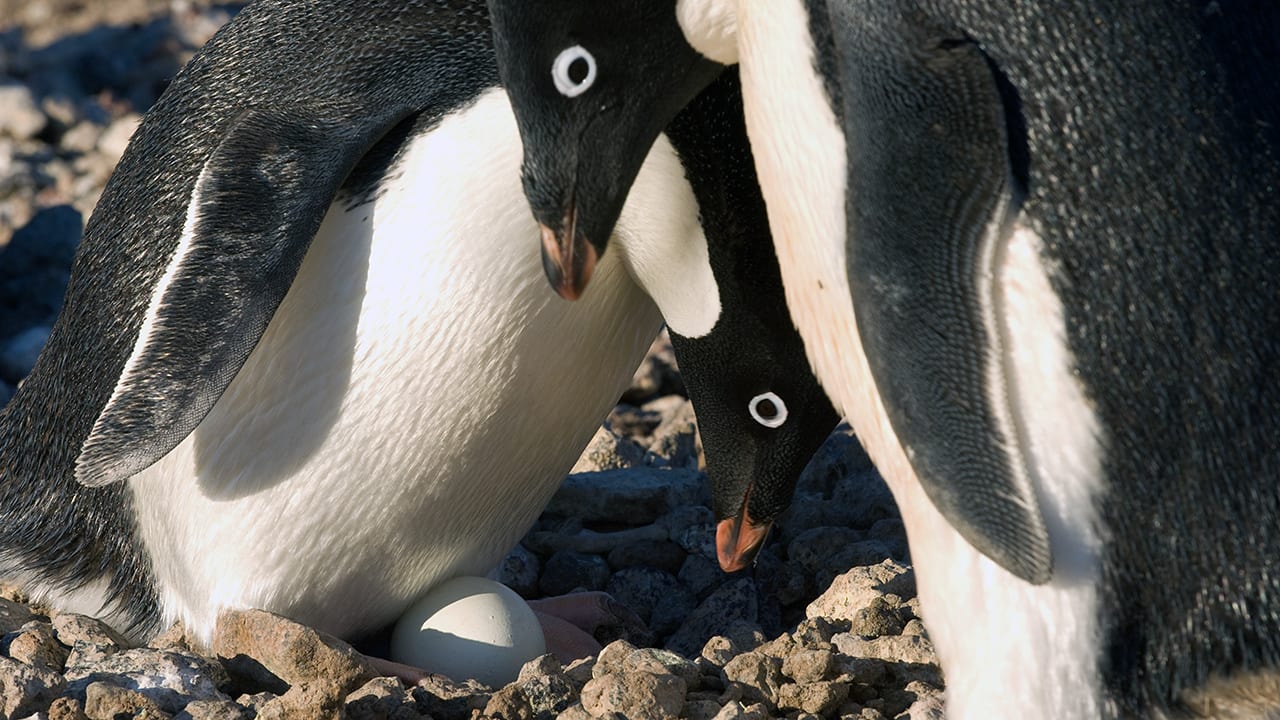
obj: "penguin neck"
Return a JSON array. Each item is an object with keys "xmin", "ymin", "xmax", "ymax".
[{"xmin": 610, "ymin": 132, "xmax": 721, "ymax": 340}]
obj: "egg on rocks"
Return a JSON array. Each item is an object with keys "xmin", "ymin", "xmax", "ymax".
[{"xmin": 390, "ymin": 575, "xmax": 547, "ymax": 687}]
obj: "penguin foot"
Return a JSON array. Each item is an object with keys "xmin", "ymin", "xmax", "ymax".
[{"xmin": 528, "ymin": 591, "xmax": 651, "ymax": 663}]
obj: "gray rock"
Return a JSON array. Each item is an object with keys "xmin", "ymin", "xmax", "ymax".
[
  {"xmin": 46, "ymin": 696, "xmax": 89, "ymax": 720},
  {"xmin": 710, "ymin": 701, "xmax": 771, "ymax": 720},
  {"xmin": 59, "ymin": 121, "xmax": 103, "ymax": 154},
  {"xmin": 605, "ymin": 567, "xmax": 695, "ymax": 637},
  {"xmin": 781, "ymin": 649, "xmax": 835, "ymax": 684},
  {"xmin": 721, "ymin": 652, "xmax": 783, "ymax": 711},
  {"xmin": 53, "ymin": 613, "xmax": 129, "ymax": 652},
  {"xmin": 570, "ymin": 426, "xmax": 647, "ymax": 473},
  {"xmin": 65, "ymin": 647, "xmax": 232, "ymax": 714},
  {"xmin": 504, "ymin": 672, "xmax": 576, "ymax": 719},
  {"xmin": 96, "ymin": 114, "xmax": 140, "ymax": 161},
  {"xmin": 0, "ymin": 83, "xmax": 46, "ymax": 140},
  {"xmin": 580, "ymin": 671, "xmax": 686, "ymax": 720},
  {"xmin": 212, "ymin": 609, "xmax": 374, "ymax": 698},
  {"xmin": 408, "ymin": 673, "xmax": 491, "ymax": 720},
  {"xmin": 851, "ymin": 597, "xmax": 906, "ymax": 638},
  {"xmin": 806, "ymin": 560, "xmax": 916, "ymax": 622},
  {"xmin": 1, "ymin": 324, "xmax": 49, "ymax": 382},
  {"xmin": 833, "ymin": 633, "xmax": 938, "ymax": 666},
  {"xmin": 83, "ymin": 680, "xmax": 171, "ymax": 720},
  {"xmin": 539, "ymin": 551, "xmax": 610, "ymax": 596},
  {"xmin": 173, "ymin": 699, "xmax": 248, "ymax": 720},
  {"xmin": 776, "ymin": 680, "xmax": 849, "ymax": 715},
  {"xmin": 545, "ymin": 468, "xmax": 706, "ymax": 526},
  {"xmin": 0, "ymin": 654, "xmax": 66, "ymax": 718},
  {"xmin": 666, "ymin": 579, "xmax": 759, "ymax": 658},
  {"xmin": 699, "ymin": 625, "xmax": 765, "ymax": 669},
  {"xmin": 624, "ymin": 647, "xmax": 701, "ymax": 692},
  {"xmin": 0, "ymin": 598, "xmax": 40, "ymax": 636},
  {"xmin": 497, "ymin": 543, "xmax": 540, "ymax": 598},
  {"xmin": 4, "ymin": 619, "xmax": 68, "ymax": 672}
]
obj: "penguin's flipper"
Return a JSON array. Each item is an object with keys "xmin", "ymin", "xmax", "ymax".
[
  {"xmin": 75, "ymin": 107, "xmax": 365, "ymax": 487},
  {"xmin": 835, "ymin": 8, "xmax": 1052, "ymax": 582}
]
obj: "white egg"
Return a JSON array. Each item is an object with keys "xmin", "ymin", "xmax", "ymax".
[{"xmin": 389, "ymin": 575, "xmax": 546, "ymax": 687}]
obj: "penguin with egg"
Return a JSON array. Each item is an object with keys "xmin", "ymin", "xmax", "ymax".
[{"xmin": 0, "ymin": 0, "xmax": 837, "ymax": 683}]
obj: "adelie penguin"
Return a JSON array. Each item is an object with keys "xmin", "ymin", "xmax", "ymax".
[
  {"xmin": 487, "ymin": 0, "xmax": 1280, "ymax": 717},
  {"xmin": 0, "ymin": 0, "xmax": 838, "ymax": 660}
]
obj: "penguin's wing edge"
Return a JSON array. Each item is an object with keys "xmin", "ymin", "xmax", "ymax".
[
  {"xmin": 831, "ymin": 5, "xmax": 1053, "ymax": 582},
  {"xmin": 74, "ymin": 106, "xmax": 366, "ymax": 487}
]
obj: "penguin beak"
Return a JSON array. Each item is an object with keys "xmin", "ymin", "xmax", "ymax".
[
  {"xmin": 538, "ymin": 202, "xmax": 597, "ymax": 301},
  {"xmin": 715, "ymin": 492, "xmax": 772, "ymax": 572}
]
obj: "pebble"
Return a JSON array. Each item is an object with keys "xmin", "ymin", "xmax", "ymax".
[
  {"xmin": 0, "ymin": 83, "xmax": 47, "ymax": 140},
  {"xmin": 544, "ymin": 468, "xmax": 706, "ymax": 525},
  {"xmin": 538, "ymin": 550, "xmax": 611, "ymax": 596}
]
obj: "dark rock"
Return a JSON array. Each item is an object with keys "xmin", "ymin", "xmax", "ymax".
[
  {"xmin": 606, "ymin": 539, "xmax": 686, "ymax": 575},
  {"xmin": 621, "ymin": 330, "xmax": 684, "ymax": 405},
  {"xmin": 545, "ymin": 468, "xmax": 707, "ymax": 526},
  {"xmin": 666, "ymin": 579, "xmax": 759, "ymax": 658},
  {"xmin": 0, "ymin": 323, "xmax": 47, "ymax": 381},
  {"xmin": 0, "ymin": 204, "xmax": 81, "ymax": 340},
  {"xmin": 605, "ymin": 567, "xmax": 695, "ymax": 637},
  {"xmin": 539, "ymin": 551, "xmax": 611, "ymax": 596},
  {"xmin": 677, "ymin": 554, "xmax": 724, "ymax": 600},
  {"xmin": 497, "ymin": 543, "xmax": 540, "ymax": 598},
  {"xmin": 776, "ymin": 680, "xmax": 849, "ymax": 715}
]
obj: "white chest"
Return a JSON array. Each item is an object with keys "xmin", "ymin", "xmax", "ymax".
[{"xmin": 128, "ymin": 89, "xmax": 664, "ymax": 643}]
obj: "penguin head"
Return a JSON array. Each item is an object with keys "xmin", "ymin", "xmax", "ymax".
[
  {"xmin": 487, "ymin": 0, "xmax": 724, "ymax": 299},
  {"xmin": 655, "ymin": 70, "xmax": 839, "ymax": 573},
  {"xmin": 671, "ymin": 328, "xmax": 840, "ymax": 572}
]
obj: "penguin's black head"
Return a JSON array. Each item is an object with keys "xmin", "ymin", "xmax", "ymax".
[
  {"xmin": 661, "ymin": 71, "xmax": 841, "ymax": 572},
  {"xmin": 487, "ymin": 0, "xmax": 724, "ymax": 299}
]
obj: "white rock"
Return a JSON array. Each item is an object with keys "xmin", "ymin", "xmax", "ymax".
[
  {"xmin": 805, "ymin": 559, "xmax": 915, "ymax": 622},
  {"xmin": 97, "ymin": 114, "xmax": 141, "ymax": 161},
  {"xmin": 0, "ymin": 84, "xmax": 46, "ymax": 140}
]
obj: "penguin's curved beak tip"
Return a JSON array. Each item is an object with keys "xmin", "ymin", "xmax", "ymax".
[
  {"xmin": 716, "ymin": 504, "xmax": 772, "ymax": 573},
  {"xmin": 539, "ymin": 206, "xmax": 597, "ymax": 301}
]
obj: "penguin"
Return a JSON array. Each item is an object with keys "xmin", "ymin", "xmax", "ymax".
[
  {"xmin": 486, "ymin": 0, "xmax": 1280, "ymax": 717},
  {"xmin": 0, "ymin": 0, "xmax": 837, "ymax": 656}
]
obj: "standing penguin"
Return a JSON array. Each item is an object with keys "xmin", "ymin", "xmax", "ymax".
[
  {"xmin": 0, "ymin": 0, "xmax": 837, "ymax": 656},
  {"xmin": 487, "ymin": 0, "xmax": 1280, "ymax": 717}
]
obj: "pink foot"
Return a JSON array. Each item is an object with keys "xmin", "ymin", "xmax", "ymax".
[{"xmin": 527, "ymin": 591, "xmax": 649, "ymax": 664}]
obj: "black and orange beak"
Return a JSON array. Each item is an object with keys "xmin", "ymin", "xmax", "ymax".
[
  {"xmin": 538, "ymin": 201, "xmax": 598, "ymax": 301},
  {"xmin": 715, "ymin": 491, "xmax": 772, "ymax": 572}
]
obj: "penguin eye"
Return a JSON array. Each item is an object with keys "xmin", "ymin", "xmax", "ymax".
[
  {"xmin": 748, "ymin": 392, "xmax": 788, "ymax": 429},
  {"xmin": 552, "ymin": 45, "xmax": 597, "ymax": 98}
]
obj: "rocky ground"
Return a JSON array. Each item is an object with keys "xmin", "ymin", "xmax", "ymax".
[{"xmin": 0, "ymin": 2, "xmax": 945, "ymax": 718}]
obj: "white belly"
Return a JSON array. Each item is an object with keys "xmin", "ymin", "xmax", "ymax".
[
  {"xmin": 736, "ymin": 3, "xmax": 1105, "ymax": 716},
  {"xmin": 128, "ymin": 88, "xmax": 663, "ymax": 644}
]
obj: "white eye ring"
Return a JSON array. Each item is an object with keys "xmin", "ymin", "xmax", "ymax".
[
  {"xmin": 552, "ymin": 45, "xmax": 597, "ymax": 98},
  {"xmin": 748, "ymin": 392, "xmax": 788, "ymax": 429}
]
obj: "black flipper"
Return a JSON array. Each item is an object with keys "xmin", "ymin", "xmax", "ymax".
[
  {"xmin": 830, "ymin": 4, "xmax": 1052, "ymax": 582},
  {"xmin": 75, "ymin": 107, "xmax": 369, "ymax": 486}
]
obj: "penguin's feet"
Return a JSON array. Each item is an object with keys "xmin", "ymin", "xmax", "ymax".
[{"xmin": 528, "ymin": 591, "xmax": 651, "ymax": 663}]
